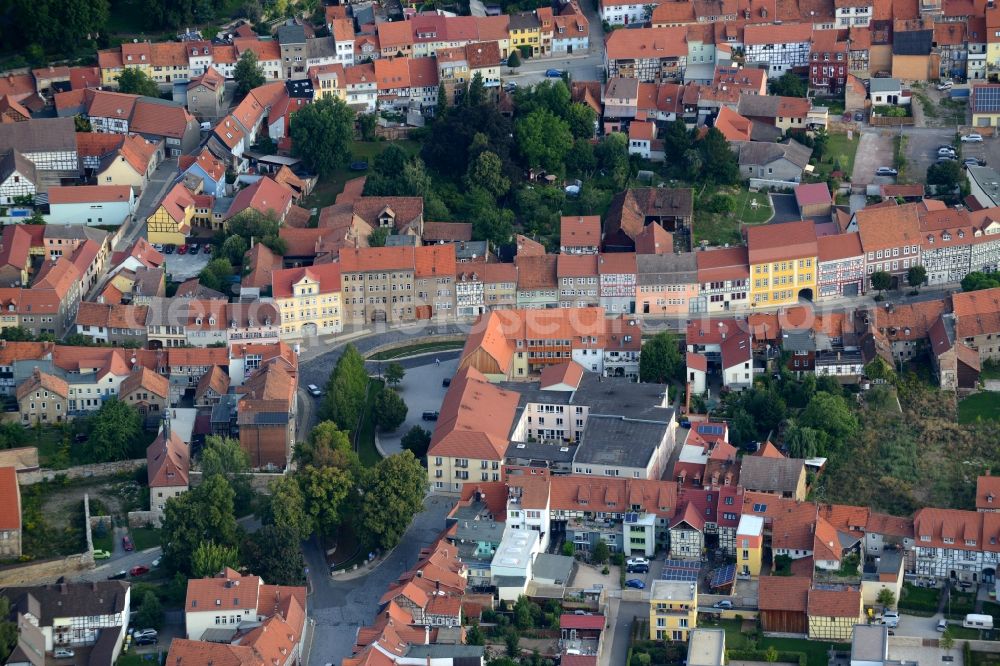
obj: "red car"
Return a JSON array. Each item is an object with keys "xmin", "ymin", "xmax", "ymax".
[
  {"xmin": 129, "ymin": 565, "xmax": 149, "ymax": 576},
  {"xmin": 203, "ymin": 244, "xmax": 213, "ymax": 254},
  {"xmin": 177, "ymin": 244, "xmax": 188, "ymax": 255},
  {"xmin": 122, "ymin": 536, "xmax": 134, "ymax": 551}
]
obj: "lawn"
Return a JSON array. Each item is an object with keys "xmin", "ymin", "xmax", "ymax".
[
  {"xmin": 944, "ymin": 625, "xmax": 981, "ymax": 639},
  {"xmin": 760, "ymin": 637, "xmax": 850, "ymax": 666},
  {"xmin": 818, "ymin": 131, "xmax": 860, "ymax": 179},
  {"xmin": 981, "ymin": 361, "xmax": 1000, "ymax": 380},
  {"xmin": 368, "ymin": 340, "xmax": 465, "ymax": 361},
  {"xmin": 958, "ymin": 392, "xmax": 1000, "ymax": 424},
  {"xmin": 694, "ymin": 209, "xmax": 742, "ymax": 246},
  {"xmin": 735, "ymin": 189, "xmax": 773, "ymax": 225},
  {"xmin": 899, "ymin": 582, "xmax": 942, "ymax": 613},
  {"xmin": 357, "ymin": 378, "xmax": 386, "ymax": 467},
  {"xmin": 115, "ymin": 652, "xmax": 163, "ymax": 666},
  {"xmin": 301, "ymin": 140, "xmax": 422, "ymax": 211},
  {"xmin": 128, "ymin": 527, "xmax": 162, "ymax": 552},
  {"xmin": 972, "ymin": 651, "xmax": 1000, "ymax": 666}
]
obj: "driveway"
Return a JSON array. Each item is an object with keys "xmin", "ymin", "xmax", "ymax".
[
  {"xmin": 162, "ymin": 249, "xmax": 210, "ymax": 282},
  {"xmin": 117, "ymin": 158, "xmax": 177, "ymax": 251},
  {"xmin": 304, "ymin": 494, "xmax": 454, "ymax": 666},
  {"xmin": 903, "ymin": 128, "xmax": 955, "ymax": 184},
  {"xmin": 768, "ymin": 194, "xmax": 801, "ymax": 223},
  {"xmin": 853, "ymin": 131, "xmax": 895, "ymax": 186},
  {"xmin": 374, "ymin": 355, "xmax": 459, "ymax": 455}
]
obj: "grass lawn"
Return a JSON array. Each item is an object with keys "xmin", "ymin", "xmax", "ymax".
[
  {"xmin": 368, "ymin": 340, "xmax": 465, "ymax": 361},
  {"xmin": 981, "ymin": 361, "xmax": 1000, "ymax": 380},
  {"xmin": 93, "ymin": 531, "xmax": 114, "ymax": 554},
  {"xmin": 694, "ymin": 210, "xmax": 742, "ymax": 246},
  {"xmin": 945, "ymin": 625, "xmax": 981, "ymax": 639},
  {"xmin": 357, "ymin": 378, "xmax": 386, "ymax": 467},
  {"xmin": 759, "ymin": 637, "xmax": 850, "ymax": 666},
  {"xmin": 958, "ymin": 392, "xmax": 1000, "ymax": 424},
  {"xmin": 115, "ymin": 653, "xmax": 162, "ymax": 666},
  {"xmin": 128, "ymin": 527, "xmax": 162, "ymax": 552},
  {"xmin": 813, "ymin": 131, "xmax": 860, "ymax": 180},
  {"xmin": 899, "ymin": 582, "xmax": 942, "ymax": 612},
  {"xmin": 735, "ymin": 189, "xmax": 773, "ymax": 225},
  {"xmin": 972, "ymin": 652, "xmax": 1000, "ymax": 666},
  {"xmin": 302, "ymin": 140, "xmax": 422, "ymax": 211}
]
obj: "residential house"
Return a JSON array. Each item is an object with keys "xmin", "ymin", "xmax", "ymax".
[
  {"xmin": 746, "ymin": 220, "xmax": 818, "ymax": 307},
  {"xmin": 16, "ymin": 367, "xmax": 69, "ymax": 424},
  {"xmin": 510, "ymin": 11, "xmax": 543, "ymax": 57},
  {"xmin": 560, "ymin": 216, "xmax": 601, "ymax": 255},
  {"xmin": 483, "ymin": 262, "xmax": 517, "ymax": 310},
  {"xmin": 146, "ymin": 425, "xmax": 190, "ymax": 525},
  {"xmin": 93, "ymin": 135, "xmax": 162, "ymax": 194},
  {"xmin": 818, "ymin": 232, "xmax": 865, "ymax": 298},
  {"xmin": 952, "ymin": 287, "xmax": 1000, "ymax": 364},
  {"xmin": 836, "ymin": 0, "xmax": 872, "ymax": 27},
  {"xmin": 928, "ymin": 313, "xmax": 980, "ymax": 391},
  {"xmin": 0, "ymin": 149, "xmax": 38, "ymax": 205},
  {"xmin": 237, "ymin": 359, "xmax": 298, "ymax": 470},
  {"xmin": 892, "ymin": 19, "xmax": 935, "ymax": 81},
  {"xmin": 516, "ymin": 255, "xmax": 559, "ymax": 309},
  {"xmin": 603, "ymin": 188, "xmax": 694, "ymax": 251},
  {"xmin": 648, "ymin": 580, "xmax": 697, "ymax": 641},
  {"xmin": 147, "ymin": 182, "xmax": 194, "ymax": 246},
  {"xmin": 119, "ymin": 367, "xmax": 170, "ymax": 426},
  {"xmin": 852, "ymin": 202, "xmax": 923, "ymax": 289},
  {"xmin": 628, "ymin": 121, "xmax": 662, "ymax": 160},
  {"xmin": 720, "ymin": 332, "xmax": 754, "ymax": 390},
  {"xmin": 736, "ymin": 95, "xmax": 813, "ymax": 133},
  {"xmin": 972, "ymin": 84, "xmax": 1000, "ymax": 127},
  {"xmin": 598, "ymin": 252, "xmax": 637, "ymax": 315},
  {"xmin": 758, "ymin": 576, "xmax": 811, "ymax": 633},
  {"xmin": 278, "ymin": 22, "xmax": 309, "ymax": 79},
  {"xmin": 809, "ymin": 30, "xmax": 849, "ymax": 93},
  {"xmin": 739, "ymin": 456, "xmax": 807, "ymax": 500},
  {"xmin": 694, "ymin": 247, "xmax": 750, "ymax": 313},
  {"xmin": 737, "ymin": 140, "xmax": 813, "ymax": 183},
  {"xmin": 605, "ymin": 27, "xmax": 689, "ymax": 82},
  {"xmin": 743, "ymin": 23, "xmax": 813, "ymax": 78},
  {"xmin": 186, "ymin": 67, "xmax": 226, "ymax": 120},
  {"xmin": 46, "ymin": 185, "xmax": 136, "ymax": 227},
  {"xmin": 553, "ymin": 3, "xmax": 590, "ymax": 55},
  {"xmin": 808, "ymin": 588, "xmax": 864, "ymax": 640},
  {"xmin": 75, "ymin": 302, "xmax": 148, "ymax": 346},
  {"xmin": 636, "ymin": 253, "xmax": 699, "ymax": 316},
  {"xmin": 272, "ymin": 263, "xmax": 343, "ymax": 339},
  {"xmin": 557, "ymin": 255, "xmax": 600, "ymax": 308},
  {"xmin": 977, "ymin": 474, "xmax": 1000, "ymax": 512},
  {"xmin": 179, "ymin": 147, "xmax": 228, "ymax": 199},
  {"xmin": 0, "ymin": 466, "xmax": 21, "ymax": 558},
  {"xmin": 0, "ymin": 117, "xmax": 80, "ymax": 190}
]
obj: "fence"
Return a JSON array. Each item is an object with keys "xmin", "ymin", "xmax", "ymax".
[
  {"xmin": 870, "ymin": 115, "xmax": 916, "ymax": 127},
  {"xmin": 748, "ymin": 178, "xmax": 800, "ymax": 191}
]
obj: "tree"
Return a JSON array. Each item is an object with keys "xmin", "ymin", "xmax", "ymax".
[
  {"xmin": 561, "ymin": 541, "xmax": 575, "ymax": 556},
  {"xmin": 799, "ymin": 391, "xmax": 858, "ymax": 454},
  {"xmin": 473, "ymin": 202, "xmax": 515, "ymax": 248},
  {"xmin": 940, "ymin": 628, "xmax": 955, "ymax": 654},
  {"xmin": 506, "ymin": 50, "xmax": 521, "ymax": 71},
  {"xmin": 200, "ymin": 435, "xmax": 252, "ymax": 507},
  {"xmin": 697, "ymin": 127, "xmax": 740, "ymax": 185},
  {"xmin": 192, "ymin": 540, "xmax": 240, "ymax": 578},
  {"xmin": 400, "ymin": 425, "xmax": 431, "ymax": 459},
  {"xmin": 596, "ymin": 133, "xmax": 630, "ymax": 190},
  {"xmin": 783, "ymin": 422, "xmax": 822, "ymax": 458},
  {"xmin": 926, "ymin": 160, "xmax": 963, "ymax": 194},
  {"xmin": 10, "ymin": 0, "xmax": 109, "ymax": 54},
  {"xmin": 566, "ymin": 139, "xmax": 597, "ymax": 177},
  {"xmin": 74, "ymin": 115, "xmax": 92, "ymax": 132},
  {"xmin": 907, "ymin": 265, "xmax": 927, "ymax": 291},
  {"xmin": 84, "ymin": 398, "xmax": 142, "ymax": 462},
  {"xmin": 368, "ymin": 227, "xmax": 389, "ymax": 247},
  {"xmin": 321, "ymin": 345, "xmax": 370, "ymax": 433},
  {"xmin": 358, "ymin": 112, "xmax": 377, "ymax": 141},
  {"xmin": 241, "ymin": 524, "xmax": 305, "ymax": 585},
  {"xmin": 962, "ymin": 271, "xmax": 1000, "ymax": 292},
  {"xmin": 199, "ymin": 257, "xmax": 233, "ymax": 292},
  {"xmin": 360, "ymin": 451, "xmax": 426, "ymax": 550},
  {"xmin": 436, "ymin": 83, "xmax": 448, "ymax": 111},
  {"xmin": 565, "ymin": 103, "xmax": 597, "ymax": 140},
  {"xmin": 516, "ymin": 109, "xmax": 572, "ymax": 172},
  {"xmin": 262, "ymin": 474, "xmax": 312, "ymax": 541},
  {"xmin": 299, "ymin": 464, "xmax": 353, "ymax": 536},
  {"xmin": 591, "ymin": 540, "xmax": 610, "ymax": 564},
  {"xmin": 864, "ymin": 357, "xmax": 897, "ymax": 385},
  {"xmin": 639, "ymin": 332, "xmax": 682, "ymax": 384},
  {"xmin": 876, "ymin": 588, "xmax": 896, "ymax": 609},
  {"xmin": 135, "ymin": 590, "xmax": 163, "ymax": 630},
  {"xmin": 290, "ymin": 96, "xmax": 355, "ymax": 177},
  {"xmin": 465, "ymin": 72, "xmax": 486, "ymax": 107},
  {"xmin": 870, "ymin": 270, "xmax": 892, "ymax": 296},
  {"xmin": 295, "ymin": 421, "xmax": 356, "ymax": 469},
  {"xmin": 234, "ymin": 50, "xmax": 266, "ymax": 100},
  {"xmin": 384, "ymin": 362, "xmax": 405, "ymax": 386},
  {"xmin": 765, "ymin": 646, "xmax": 779, "ymax": 663},
  {"xmin": 0, "ymin": 595, "xmax": 18, "ymax": 662},
  {"xmin": 117, "ymin": 68, "xmax": 160, "ymax": 98},
  {"xmin": 161, "ymin": 474, "xmax": 240, "ymax": 576},
  {"xmin": 466, "ymin": 622, "xmax": 485, "ymax": 646},
  {"xmin": 220, "ymin": 235, "xmax": 249, "ymax": 265},
  {"xmin": 373, "ymin": 387, "xmax": 407, "ymax": 432},
  {"xmin": 467, "ymin": 151, "xmax": 511, "ymax": 199},
  {"xmin": 769, "ymin": 71, "xmax": 807, "ymax": 97}
]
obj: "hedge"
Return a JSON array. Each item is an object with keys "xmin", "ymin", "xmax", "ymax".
[{"xmin": 727, "ymin": 648, "xmax": 808, "ymax": 666}]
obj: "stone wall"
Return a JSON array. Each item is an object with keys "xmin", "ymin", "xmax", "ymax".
[
  {"xmin": 17, "ymin": 459, "xmax": 146, "ymax": 486},
  {"xmin": 189, "ymin": 470, "xmax": 282, "ymax": 493},
  {"xmin": 127, "ymin": 511, "xmax": 158, "ymax": 528},
  {"xmin": 0, "ymin": 447, "xmax": 39, "ymax": 471},
  {"xmin": 0, "ymin": 554, "xmax": 92, "ymax": 586}
]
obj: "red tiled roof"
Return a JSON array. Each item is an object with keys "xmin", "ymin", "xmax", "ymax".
[
  {"xmin": 817, "ymin": 232, "xmax": 863, "ymax": 262},
  {"xmin": 146, "ymin": 430, "xmax": 189, "ymax": 488},
  {"xmin": 48, "ymin": 185, "xmax": 132, "ymax": 205},
  {"xmin": 0, "ymin": 466, "xmax": 20, "ymax": 530},
  {"xmin": 747, "ymin": 220, "xmax": 818, "ymax": 264},
  {"xmin": 758, "ymin": 575, "xmax": 810, "ymax": 611}
]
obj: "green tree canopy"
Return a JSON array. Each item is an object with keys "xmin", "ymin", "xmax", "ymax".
[
  {"xmin": 234, "ymin": 50, "xmax": 266, "ymax": 100},
  {"xmin": 516, "ymin": 109, "xmax": 572, "ymax": 172},
  {"xmin": 798, "ymin": 391, "xmax": 858, "ymax": 454},
  {"xmin": 200, "ymin": 435, "xmax": 252, "ymax": 507},
  {"xmin": 595, "ymin": 133, "xmax": 630, "ymax": 190},
  {"xmin": 907, "ymin": 265, "xmax": 927, "ymax": 290},
  {"xmin": 697, "ymin": 127, "xmax": 740, "ymax": 185},
  {"xmin": 199, "ymin": 257, "xmax": 234, "ymax": 292},
  {"xmin": 0, "ymin": 595, "xmax": 18, "ymax": 662},
  {"xmin": 961, "ymin": 271, "xmax": 1000, "ymax": 292},
  {"xmin": 565, "ymin": 103, "xmax": 597, "ymax": 140},
  {"xmin": 84, "ymin": 398, "xmax": 143, "ymax": 462},
  {"xmin": 870, "ymin": 270, "xmax": 892, "ymax": 294},
  {"xmin": 368, "ymin": 227, "xmax": 389, "ymax": 247},
  {"xmin": 220, "ymin": 235, "xmax": 249, "ymax": 265},
  {"xmin": 467, "ymin": 151, "xmax": 511, "ymax": 200},
  {"xmin": 290, "ymin": 96, "xmax": 355, "ymax": 177},
  {"xmin": 321, "ymin": 345, "xmax": 369, "ymax": 433},
  {"xmin": 10, "ymin": 0, "xmax": 109, "ymax": 53},
  {"xmin": 299, "ymin": 464, "xmax": 353, "ymax": 536},
  {"xmin": 374, "ymin": 387, "xmax": 408, "ymax": 432},
  {"xmin": 401, "ymin": 425, "xmax": 432, "ymax": 459},
  {"xmin": 384, "ymin": 362, "xmax": 405, "ymax": 386},
  {"xmin": 117, "ymin": 68, "xmax": 160, "ymax": 97},
  {"xmin": 241, "ymin": 524, "xmax": 305, "ymax": 586},
  {"xmin": 769, "ymin": 71, "xmax": 807, "ymax": 97},
  {"xmin": 135, "ymin": 590, "xmax": 163, "ymax": 630},
  {"xmin": 639, "ymin": 332, "xmax": 682, "ymax": 384},
  {"xmin": 192, "ymin": 540, "xmax": 241, "ymax": 578},
  {"xmin": 261, "ymin": 474, "xmax": 312, "ymax": 541},
  {"xmin": 506, "ymin": 50, "xmax": 521, "ymax": 69},
  {"xmin": 360, "ymin": 451, "xmax": 426, "ymax": 550},
  {"xmin": 926, "ymin": 160, "xmax": 963, "ymax": 193},
  {"xmin": 295, "ymin": 421, "xmax": 357, "ymax": 470},
  {"xmin": 161, "ymin": 474, "xmax": 240, "ymax": 576}
]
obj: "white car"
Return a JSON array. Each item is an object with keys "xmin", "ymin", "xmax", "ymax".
[
  {"xmin": 961, "ymin": 133, "xmax": 984, "ymax": 143},
  {"xmin": 133, "ymin": 628, "xmax": 158, "ymax": 639},
  {"xmin": 882, "ymin": 611, "xmax": 899, "ymax": 628},
  {"xmin": 937, "ymin": 147, "xmax": 957, "ymax": 157},
  {"xmin": 937, "ymin": 81, "xmax": 953, "ymax": 91},
  {"xmin": 54, "ymin": 649, "xmax": 75, "ymax": 659},
  {"xmin": 626, "ymin": 557, "xmax": 650, "ymax": 567},
  {"xmin": 308, "ymin": 384, "xmax": 322, "ymax": 397},
  {"xmin": 875, "ymin": 167, "xmax": 898, "ymax": 176}
]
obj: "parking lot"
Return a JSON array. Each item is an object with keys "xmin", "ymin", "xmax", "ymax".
[
  {"xmin": 375, "ymin": 356, "xmax": 458, "ymax": 456},
  {"xmin": 958, "ymin": 133, "xmax": 1000, "ymax": 169},
  {"xmin": 853, "ymin": 131, "xmax": 896, "ymax": 186},
  {"xmin": 161, "ymin": 245, "xmax": 211, "ymax": 282},
  {"xmin": 903, "ymin": 128, "xmax": 955, "ymax": 183}
]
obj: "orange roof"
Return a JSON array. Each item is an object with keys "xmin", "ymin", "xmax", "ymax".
[
  {"xmin": 121, "ymin": 366, "xmax": 170, "ymax": 399},
  {"xmin": 331, "ymin": 18, "xmax": 355, "ymax": 42},
  {"xmin": 744, "ymin": 22, "xmax": 812, "ymax": 44},
  {"xmin": 952, "ymin": 288, "xmax": 1000, "ymax": 338},
  {"xmin": 130, "ymin": 99, "xmax": 194, "ymax": 139},
  {"xmin": 696, "ymin": 246, "xmax": 750, "ymax": 282},
  {"xmin": 87, "ymin": 89, "xmax": 136, "ymax": 120},
  {"xmin": 539, "ymin": 361, "xmax": 585, "ymax": 389},
  {"xmin": 855, "ymin": 201, "xmax": 922, "ymax": 252},
  {"xmin": 415, "ymin": 243, "xmax": 456, "ymax": 278},
  {"xmin": 150, "ymin": 42, "xmax": 188, "ymax": 67},
  {"xmin": 271, "ymin": 263, "xmax": 342, "ymax": 299},
  {"xmin": 17, "ymin": 367, "xmax": 68, "ymax": 401},
  {"xmin": 196, "ymin": 365, "xmax": 231, "ymax": 401},
  {"xmin": 374, "ymin": 57, "xmax": 411, "ymax": 90},
  {"xmin": 156, "ymin": 182, "xmax": 195, "ymax": 224},
  {"xmin": 686, "ymin": 352, "xmax": 708, "ymax": 372},
  {"xmin": 634, "ymin": 223, "xmax": 673, "ymax": 255},
  {"xmin": 146, "ymin": 429, "xmax": 189, "ymax": 488},
  {"xmin": 758, "ymin": 575, "xmax": 810, "ymax": 611},
  {"xmin": 808, "ymin": 587, "xmax": 861, "ymax": 618},
  {"xmin": 233, "ymin": 37, "xmax": 281, "ymax": 62},
  {"xmin": 186, "ymin": 568, "xmax": 261, "ymax": 613},
  {"xmin": 606, "ymin": 26, "xmax": 688, "ymax": 59},
  {"xmin": 557, "ymin": 254, "xmax": 599, "ymax": 278},
  {"xmin": 212, "ymin": 45, "xmax": 238, "ymax": 64},
  {"xmin": 429, "ymin": 367, "xmax": 521, "ymax": 459},
  {"xmin": 746, "ymin": 220, "xmax": 817, "ymax": 264},
  {"xmin": 714, "ymin": 106, "xmax": 752, "ymax": 142},
  {"xmin": 48, "ymin": 185, "xmax": 132, "ymax": 205},
  {"xmin": 629, "ymin": 121, "xmax": 655, "ymax": 141},
  {"xmin": 377, "ymin": 20, "xmax": 414, "ymax": 49},
  {"xmin": 874, "ymin": 299, "xmax": 949, "ymax": 342},
  {"xmin": 339, "ymin": 246, "xmax": 415, "ymax": 273},
  {"xmin": 978, "ymin": 474, "xmax": 1000, "ymax": 511},
  {"xmin": 165, "ymin": 639, "xmax": 257, "ymax": 666},
  {"xmin": 516, "ymin": 255, "xmax": 557, "ymax": 289},
  {"xmin": 181, "ymin": 147, "xmax": 227, "ymax": 183},
  {"xmin": 817, "ymin": 232, "xmax": 863, "ymax": 262},
  {"xmin": 0, "ymin": 466, "xmax": 20, "ymax": 530},
  {"xmin": 226, "ymin": 177, "xmax": 293, "ymax": 221},
  {"xmin": 117, "ymin": 135, "xmax": 160, "ymax": 175}
]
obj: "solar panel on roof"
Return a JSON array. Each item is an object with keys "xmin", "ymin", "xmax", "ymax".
[
  {"xmin": 710, "ymin": 564, "xmax": 736, "ymax": 588},
  {"xmin": 625, "ymin": 513, "xmax": 639, "ymax": 523},
  {"xmin": 663, "ymin": 559, "xmax": 700, "ymax": 569},
  {"xmin": 661, "ymin": 567, "xmax": 699, "ymax": 582},
  {"xmin": 974, "ymin": 86, "xmax": 1000, "ymax": 113},
  {"xmin": 698, "ymin": 424, "xmax": 724, "ymax": 435}
]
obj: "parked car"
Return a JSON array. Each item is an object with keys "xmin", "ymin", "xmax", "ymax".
[
  {"xmin": 875, "ymin": 167, "xmax": 898, "ymax": 176},
  {"xmin": 961, "ymin": 133, "xmax": 984, "ymax": 143},
  {"xmin": 627, "ymin": 564, "xmax": 649, "ymax": 573},
  {"xmin": 573, "ymin": 610, "xmax": 593, "ymax": 616},
  {"xmin": 107, "ymin": 570, "xmax": 127, "ymax": 580},
  {"xmin": 937, "ymin": 155, "xmax": 958, "ymax": 162},
  {"xmin": 133, "ymin": 629, "xmax": 158, "ymax": 640},
  {"xmin": 626, "ymin": 557, "xmax": 649, "ymax": 567},
  {"xmin": 545, "ymin": 69, "xmax": 563, "ymax": 77},
  {"xmin": 203, "ymin": 243, "xmax": 213, "ymax": 254},
  {"xmin": 307, "ymin": 384, "xmax": 322, "ymax": 397},
  {"xmin": 54, "ymin": 649, "xmax": 75, "ymax": 659},
  {"xmin": 882, "ymin": 611, "xmax": 899, "ymax": 628},
  {"xmin": 937, "ymin": 619, "xmax": 948, "ymax": 632},
  {"xmin": 134, "ymin": 635, "xmax": 158, "ymax": 646},
  {"xmin": 625, "ymin": 579, "xmax": 646, "ymax": 589},
  {"xmin": 122, "ymin": 535, "xmax": 134, "ymax": 551},
  {"xmin": 164, "ymin": 244, "xmax": 176, "ymax": 254},
  {"xmin": 937, "ymin": 81, "xmax": 954, "ymax": 90},
  {"xmin": 152, "ymin": 243, "xmax": 164, "ymax": 252},
  {"xmin": 422, "ymin": 411, "xmax": 440, "ymax": 421},
  {"xmin": 937, "ymin": 147, "xmax": 957, "ymax": 156},
  {"xmin": 129, "ymin": 565, "xmax": 149, "ymax": 576},
  {"xmin": 177, "ymin": 244, "xmax": 188, "ymax": 255},
  {"xmin": 93, "ymin": 549, "xmax": 111, "ymax": 560},
  {"xmin": 713, "ymin": 600, "xmax": 733, "ymax": 609},
  {"xmin": 442, "ymin": 377, "xmax": 451, "ymax": 387},
  {"xmin": 964, "ymin": 158, "xmax": 985, "ymax": 168},
  {"xmin": 188, "ymin": 243, "xmax": 199, "ymax": 254}
]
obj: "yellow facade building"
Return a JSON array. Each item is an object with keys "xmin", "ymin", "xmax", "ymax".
[
  {"xmin": 509, "ymin": 12, "xmax": 542, "ymax": 57},
  {"xmin": 746, "ymin": 220, "xmax": 818, "ymax": 307},
  {"xmin": 736, "ymin": 514, "xmax": 764, "ymax": 577},
  {"xmin": 146, "ymin": 182, "xmax": 194, "ymax": 246},
  {"xmin": 649, "ymin": 580, "xmax": 698, "ymax": 642},
  {"xmin": 271, "ymin": 264, "xmax": 344, "ymax": 339}
]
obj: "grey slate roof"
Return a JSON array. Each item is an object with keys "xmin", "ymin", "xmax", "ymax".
[
  {"xmin": 3, "ymin": 582, "xmax": 130, "ymax": 625},
  {"xmin": 868, "ymin": 78, "xmax": 901, "ymax": 93},
  {"xmin": 738, "ymin": 139, "xmax": 811, "ymax": 169},
  {"xmin": 306, "ymin": 36, "xmax": 337, "ymax": 59},
  {"xmin": 277, "ymin": 23, "xmax": 307, "ymax": 45},
  {"xmin": 533, "ymin": 553, "xmax": 575, "ymax": 584},
  {"xmin": 574, "ymin": 416, "xmax": 671, "ymax": 468},
  {"xmin": 737, "ymin": 94, "xmax": 780, "ymax": 118},
  {"xmin": 738, "ymin": 456, "xmax": 805, "ymax": 494},
  {"xmin": 0, "ymin": 149, "xmax": 38, "ymax": 187},
  {"xmin": 509, "ymin": 11, "xmax": 541, "ymax": 29},
  {"xmin": 0, "ymin": 117, "xmax": 76, "ymax": 155},
  {"xmin": 636, "ymin": 252, "xmax": 697, "ymax": 286}
]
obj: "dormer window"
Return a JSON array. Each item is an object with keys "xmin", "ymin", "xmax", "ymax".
[{"xmin": 920, "ymin": 535, "xmax": 930, "ymax": 542}]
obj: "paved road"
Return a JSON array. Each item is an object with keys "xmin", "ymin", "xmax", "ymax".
[
  {"xmin": 607, "ymin": 600, "xmax": 647, "ymax": 666},
  {"xmin": 502, "ymin": 0, "xmax": 604, "ymax": 86},
  {"xmin": 115, "ymin": 157, "xmax": 177, "ymax": 252},
  {"xmin": 304, "ymin": 494, "xmax": 454, "ymax": 666},
  {"xmin": 375, "ymin": 355, "xmax": 459, "ymax": 456}
]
